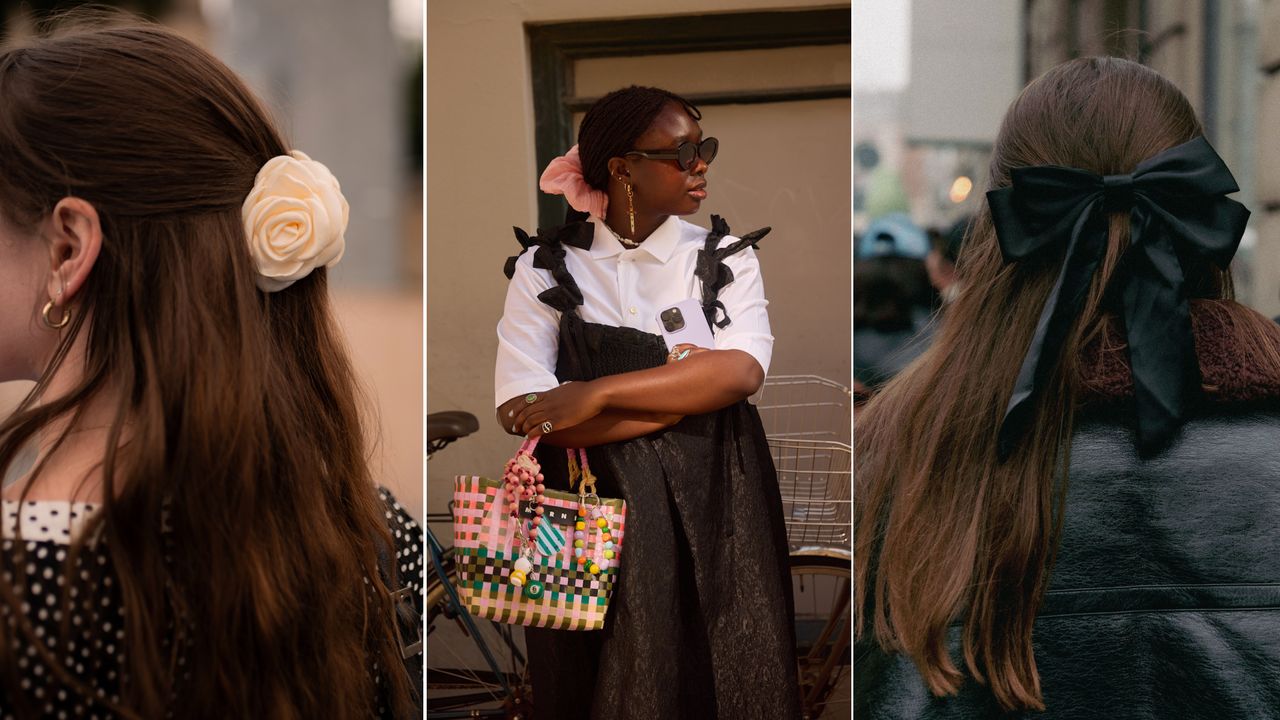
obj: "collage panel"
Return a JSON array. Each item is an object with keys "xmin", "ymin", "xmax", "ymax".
[
  {"xmin": 427, "ymin": 2, "xmax": 850, "ymax": 718},
  {"xmin": 855, "ymin": 2, "xmax": 1280, "ymax": 719},
  {"xmin": 0, "ymin": 1, "xmax": 424, "ymax": 717}
]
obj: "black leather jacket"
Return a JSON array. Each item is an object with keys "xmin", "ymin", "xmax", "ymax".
[{"xmin": 856, "ymin": 407, "xmax": 1280, "ymax": 719}]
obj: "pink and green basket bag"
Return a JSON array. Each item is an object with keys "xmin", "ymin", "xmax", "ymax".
[{"xmin": 452, "ymin": 439, "xmax": 626, "ymax": 630}]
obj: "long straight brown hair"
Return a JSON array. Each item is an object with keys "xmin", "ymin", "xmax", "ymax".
[
  {"xmin": 855, "ymin": 56, "xmax": 1280, "ymax": 711},
  {"xmin": 0, "ymin": 16, "xmax": 416, "ymax": 719}
]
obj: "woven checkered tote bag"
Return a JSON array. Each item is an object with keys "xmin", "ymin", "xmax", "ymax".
[{"xmin": 452, "ymin": 438, "xmax": 626, "ymax": 630}]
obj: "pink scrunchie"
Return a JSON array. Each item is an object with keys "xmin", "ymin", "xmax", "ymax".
[{"xmin": 539, "ymin": 145, "xmax": 609, "ymax": 218}]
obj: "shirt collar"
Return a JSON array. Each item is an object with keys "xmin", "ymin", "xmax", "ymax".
[{"xmin": 588, "ymin": 215, "xmax": 682, "ymax": 264}]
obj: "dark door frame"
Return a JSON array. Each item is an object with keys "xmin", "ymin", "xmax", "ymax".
[{"xmin": 526, "ymin": 7, "xmax": 851, "ymax": 227}]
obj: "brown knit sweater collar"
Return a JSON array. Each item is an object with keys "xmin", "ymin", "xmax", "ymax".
[{"xmin": 1078, "ymin": 301, "xmax": 1280, "ymax": 406}]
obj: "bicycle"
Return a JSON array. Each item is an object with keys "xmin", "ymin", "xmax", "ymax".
[{"xmin": 756, "ymin": 375, "xmax": 853, "ymax": 720}]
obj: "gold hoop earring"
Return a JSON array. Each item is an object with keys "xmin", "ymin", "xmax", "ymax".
[
  {"xmin": 626, "ymin": 183, "xmax": 636, "ymax": 236},
  {"xmin": 42, "ymin": 299, "xmax": 70, "ymax": 329}
]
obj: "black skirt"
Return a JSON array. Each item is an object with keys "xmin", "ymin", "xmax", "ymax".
[{"xmin": 526, "ymin": 314, "xmax": 801, "ymax": 720}]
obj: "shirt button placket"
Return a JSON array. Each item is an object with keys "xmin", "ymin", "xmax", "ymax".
[{"xmin": 619, "ymin": 253, "xmax": 638, "ymax": 328}]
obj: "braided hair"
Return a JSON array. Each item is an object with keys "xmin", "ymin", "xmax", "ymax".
[{"xmin": 577, "ymin": 85, "xmax": 702, "ymax": 190}]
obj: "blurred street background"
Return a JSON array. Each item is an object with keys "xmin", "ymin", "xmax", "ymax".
[{"xmin": 0, "ymin": 0, "xmax": 425, "ymax": 518}]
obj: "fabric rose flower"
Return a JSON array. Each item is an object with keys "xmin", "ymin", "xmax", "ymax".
[{"xmin": 242, "ymin": 150, "xmax": 349, "ymax": 292}]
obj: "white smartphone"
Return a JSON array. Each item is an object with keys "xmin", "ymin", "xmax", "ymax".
[{"xmin": 657, "ymin": 298, "xmax": 715, "ymax": 351}]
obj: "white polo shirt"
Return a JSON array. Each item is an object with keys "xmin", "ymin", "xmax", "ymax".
[{"xmin": 494, "ymin": 214, "xmax": 773, "ymax": 408}]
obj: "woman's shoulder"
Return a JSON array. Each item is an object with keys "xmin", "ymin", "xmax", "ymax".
[
  {"xmin": 503, "ymin": 212, "xmax": 594, "ymax": 280},
  {"xmin": 376, "ymin": 486, "xmax": 419, "ymax": 538},
  {"xmin": 1071, "ymin": 298, "xmax": 1280, "ymax": 480},
  {"xmin": 2, "ymin": 499, "xmax": 100, "ymax": 545},
  {"xmin": 375, "ymin": 486, "xmax": 422, "ymax": 595},
  {"xmin": 675, "ymin": 215, "xmax": 771, "ymax": 256}
]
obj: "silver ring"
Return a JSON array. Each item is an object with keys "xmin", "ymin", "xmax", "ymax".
[
  {"xmin": 540, "ymin": 420, "xmax": 553, "ymax": 434},
  {"xmin": 524, "ymin": 393, "xmax": 538, "ymax": 404}
]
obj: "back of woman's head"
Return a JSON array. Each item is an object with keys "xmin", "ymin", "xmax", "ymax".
[
  {"xmin": 0, "ymin": 17, "xmax": 414, "ymax": 719},
  {"xmin": 992, "ymin": 56, "xmax": 1200, "ymax": 182},
  {"xmin": 856, "ymin": 56, "xmax": 1276, "ymax": 712},
  {"xmin": 576, "ymin": 85, "xmax": 700, "ymax": 190},
  {"xmin": 968, "ymin": 57, "xmax": 1218, "ymax": 317}
]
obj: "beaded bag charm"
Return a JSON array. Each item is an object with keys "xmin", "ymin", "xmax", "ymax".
[
  {"xmin": 567, "ymin": 449, "xmax": 616, "ymax": 575},
  {"xmin": 503, "ymin": 438, "xmax": 546, "ymax": 598}
]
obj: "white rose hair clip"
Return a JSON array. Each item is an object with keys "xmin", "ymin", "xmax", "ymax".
[{"xmin": 242, "ymin": 150, "xmax": 349, "ymax": 292}]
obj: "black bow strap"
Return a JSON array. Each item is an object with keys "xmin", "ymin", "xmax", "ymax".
[
  {"xmin": 696, "ymin": 215, "xmax": 771, "ymax": 331},
  {"xmin": 503, "ymin": 217, "xmax": 593, "ymax": 280},
  {"xmin": 987, "ymin": 136, "xmax": 1249, "ymax": 459},
  {"xmin": 540, "ymin": 219, "xmax": 595, "ymax": 252},
  {"xmin": 503, "ymin": 226, "xmax": 536, "ymax": 280},
  {"xmin": 503, "ymin": 216, "xmax": 594, "ymax": 312}
]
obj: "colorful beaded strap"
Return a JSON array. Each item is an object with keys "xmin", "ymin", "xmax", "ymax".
[{"xmin": 566, "ymin": 448, "xmax": 616, "ymax": 576}]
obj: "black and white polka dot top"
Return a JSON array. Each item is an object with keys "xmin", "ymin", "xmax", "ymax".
[{"xmin": 0, "ymin": 486, "xmax": 423, "ymax": 719}]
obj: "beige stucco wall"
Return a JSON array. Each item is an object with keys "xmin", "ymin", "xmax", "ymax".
[{"xmin": 426, "ymin": 0, "xmax": 850, "ymax": 522}]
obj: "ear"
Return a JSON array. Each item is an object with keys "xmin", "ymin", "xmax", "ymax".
[
  {"xmin": 43, "ymin": 197, "xmax": 103, "ymax": 305},
  {"xmin": 606, "ymin": 157, "xmax": 631, "ymax": 185}
]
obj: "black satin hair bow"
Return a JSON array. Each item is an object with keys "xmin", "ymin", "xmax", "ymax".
[{"xmin": 987, "ymin": 136, "xmax": 1250, "ymax": 459}]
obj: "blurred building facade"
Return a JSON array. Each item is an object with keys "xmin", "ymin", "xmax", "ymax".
[{"xmin": 855, "ymin": 0, "xmax": 1021, "ymax": 239}]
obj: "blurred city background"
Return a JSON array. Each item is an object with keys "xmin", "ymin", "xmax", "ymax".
[
  {"xmin": 853, "ymin": 0, "xmax": 1276, "ymax": 394},
  {"xmin": 0, "ymin": 0, "xmax": 425, "ymax": 518}
]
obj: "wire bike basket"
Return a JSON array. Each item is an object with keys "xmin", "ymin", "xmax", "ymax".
[{"xmin": 754, "ymin": 375, "xmax": 852, "ymax": 551}]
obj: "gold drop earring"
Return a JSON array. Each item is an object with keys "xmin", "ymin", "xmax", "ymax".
[{"xmin": 626, "ymin": 183, "xmax": 636, "ymax": 237}]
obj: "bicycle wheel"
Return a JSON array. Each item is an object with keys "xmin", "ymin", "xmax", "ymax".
[
  {"xmin": 426, "ymin": 544, "xmax": 533, "ymax": 719},
  {"xmin": 791, "ymin": 552, "xmax": 852, "ymax": 720}
]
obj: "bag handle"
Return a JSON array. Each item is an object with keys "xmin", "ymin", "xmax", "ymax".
[
  {"xmin": 509, "ymin": 438, "xmax": 596, "ymax": 498},
  {"xmin": 518, "ymin": 436, "xmax": 540, "ymax": 455},
  {"xmin": 566, "ymin": 448, "xmax": 596, "ymax": 496}
]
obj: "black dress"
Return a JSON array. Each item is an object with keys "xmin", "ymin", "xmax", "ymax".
[{"xmin": 507, "ymin": 212, "xmax": 801, "ymax": 720}]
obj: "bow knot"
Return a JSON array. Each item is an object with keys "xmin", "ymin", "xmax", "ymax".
[
  {"xmin": 1102, "ymin": 173, "xmax": 1134, "ymax": 212},
  {"xmin": 987, "ymin": 136, "xmax": 1249, "ymax": 458}
]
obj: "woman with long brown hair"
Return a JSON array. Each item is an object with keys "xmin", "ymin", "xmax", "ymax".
[
  {"xmin": 0, "ymin": 18, "xmax": 420, "ymax": 719},
  {"xmin": 855, "ymin": 57, "xmax": 1280, "ymax": 717}
]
